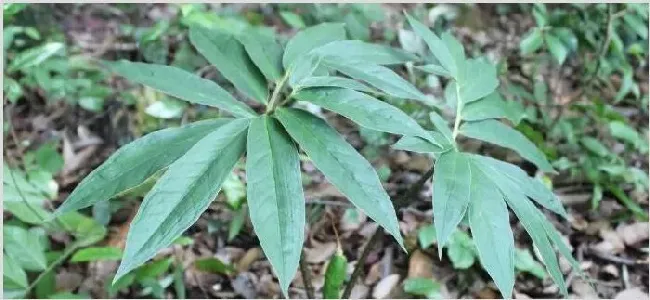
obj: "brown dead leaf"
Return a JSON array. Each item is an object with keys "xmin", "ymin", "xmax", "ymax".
[
  {"xmin": 614, "ymin": 288, "xmax": 648, "ymax": 300},
  {"xmin": 55, "ymin": 270, "xmax": 83, "ymax": 291},
  {"xmin": 372, "ymin": 274, "xmax": 401, "ymax": 299},
  {"xmin": 231, "ymin": 272, "xmax": 258, "ymax": 299},
  {"xmin": 350, "ymin": 284, "xmax": 370, "ymax": 299},
  {"xmin": 408, "ymin": 250, "xmax": 433, "ymax": 279},
  {"xmin": 594, "ymin": 228, "xmax": 625, "ymax": 255},
  {"xmin": 236, "ymin": 248, "xmax": 261, "ymax": 273},
  {"xmin": 404, "ymin": 155, "xmax": 432, "ymax": 172},
  {"xmin": 615, "ymin": 222, "xmax": 649, "ymax": 246},
  {"xmin": 364, "ymin": 263, "xmax": 381, "ymax": 285},
  {"xmin": 602, "ymin": 264, "xmax": 619, "ymax": 278},
  {"xmin": 304, "ymin": 241, "xmax": 337, "ymax": 263},
  {"xmin": 571, "ymin": 278, "xmax": 599, "ymax": 299}
]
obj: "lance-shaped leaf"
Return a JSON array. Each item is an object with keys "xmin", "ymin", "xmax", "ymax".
[
  {"xmin": 189, "ymin": 26, "xmax": 268, "ymax": 103},
  {"xmin": 115, "ymin": 119, "xmax": 249, "ymax": 282},
  {"xmin": 457, "ymin": 58, "xmax": 499, "ymax": 104},
  {"xmin": 460, "ymin": 119, "xmax": 554, "ymax": 173},
  {"xmin": 393, "ymin": 134, "xmax": 447, "ymax": 154},
  {"xmin": 283, "ymin": 23, "xmax": 346, "ymax": 70},
  {"xmin": 294, "ymin": 76, "xmax": 375, "ymax": 93},
  {"xmin": 432, "ymin": 151, "xmax": 472, "ymax": 253},
  {"xmin": 55, "ymin": 118, "xmax": 232, "ymax": 216},
  {"xmin": 4, "ymin": 226, "xmax": 47, "ymax": 271},
  {"xmin": 416, "ymin": 64, "xmax": 451, "ymax": 77},
  {"xmin": 312, "ymin": 40, "xmax": 418, "ymax": 65},
  {"xmin": 429, "ymin": 111, "xmax": 453, "ymax": 144},
  {"xmin": 462, "ymin": 92, "xmax": 516, "ymax": 123},
  {"xmin": 107, "ymin": 61, "xmax": 256, "ymax": 118},
  {"xmin": 275, "ymin": 108, "xmax": 403, "ymax": 247},
  {"xmin": 294, "ymin": 88, "xmax": 435, "ymax": 143},
  {"xmin": 323, "ymin": 59, "xmax": 431, "ymax": 104},
  {"xmin": 246, "ymin": 116, "xmax": 305, "ymax": 296},
  {"xmin": 500, "ymin": 186, "xmax": 568, "ymax": 296},
  {"xmin": 405, "ymin": 13, "xmax": 457, "ymax": 77},
  {"xmin": 468, "ymin": 164, "xmax": 515, "ymax": 298},
  {"xmin": 4, "ymin": 255, "xmax": 28, "ymax": 289},
  {"xmin": 474, "ymin": 155, "xmax": 567, "ymax": 218},
  {"xmin": 238, "ymin": 27, "xmax": 284, "ymax": 82}
]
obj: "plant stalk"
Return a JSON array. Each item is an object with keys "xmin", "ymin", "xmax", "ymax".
[
  {"xmin": 266, "ymin": 73, "xmax": 290, "ymax": 114},
  {"xmin": 341, "ymin": 165, "xmax": 436, "ymax": 298}
]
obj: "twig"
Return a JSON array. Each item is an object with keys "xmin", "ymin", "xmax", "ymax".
[
  {"xmin": 342, "ymin": 164, "xmax": 436, "ymax": 298},
  {"xmin": 25, "ymin": 242, "xmax": 81, "ymax": 295},
  {"xmin": 299, "ymin": 252, "xmax": 315, "ymax": 299},
  {"xmin": 586, "ymin": 248, "xmax": 648, "ymax": 266},
  {"xmin": 341, "ymin": 227, "xmax": 383, "ymax": 299}
]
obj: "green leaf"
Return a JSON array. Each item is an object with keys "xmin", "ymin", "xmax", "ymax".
[
  {"xmin": 295, "ymin": 88, "xmax": 433, "ymax": 142},
  {"xmin": 107, "ymin": 60, "xmax": 255, "ymax": 118},
  {"xmin": 457, "ymin": 59, "xmax": 499, "ymax": 104},
  {"xmin": 275, "ymin": 108, "xmax": 403, "ymax": 248},
  {"xmin": 115, "ymin": 119, "xmax": 249, "ymax": 282},
  {"xmin": 580, "ymin": 137, "xmax": 610, "ymax": 157},
  {"xmin": 312, "ymin": 40, "xmax": 418, "ymax": 65},
  {"xmin": 514, "ymin": 248, "xmax": 547, "ymax": 279},
  {"xmin": 393, "ymin": 134, "xmax": 447, "ymax": 154},
  {"xmin": 417, "ymin": 224, "xmax": 437, "ymax": 249},
  {"xmin": 322, "ymin": 59, "xmax": 430, "ymax": 103},
  {"xmin": 429, "ymin": 111, "xmax": 453, "ymax": 144},
  {"xmin": 8, "ymin": 42, "xmax": 64, "ymax": 72},
  {"xmin": 492, "ymin": 180, "xmax": 568, "ymax": 296},
  {"xmin": 462, "ymin": 92, "xmax": 519, "ymax": 124},
  {"xmin": 4, "ymin": 225, "xmax": 48, "ymax": 271},
  {"xmin": 473, "ymin": 155, "xmax": 567, "ymax": 218},
  {"xmin": 52, "ymin": 211, "xmax": 107, "ymax": 247},
  {"xmin": 520, "ymin": 28, "xmax": 544, "ymax": 55},
  {"xmin": 3, "ymin": 255, "xmax": 28, "ymax": 289},
  {"xmin": 55, "ymin": 118, "xmax": 233, "ymax": 215},
  {"xmin": 416, "ymin": 64, "xmax": 450, "ymax": 77},
  {"xmin": 405, "ymin": 13, "xmax": 456, "ymax": 77},
  {"xmin": 134, "ymin": 258, "xmax": 173, "ymax": 281},
  {"xmin": 403, "ymin": 277, "xmax": 442, "ymax": 299},
  {"xmin": 432, "ymin": 151, "xmax": 472, "ymax": 253},
  {"xmin": 468, "ymin": 164, "xmax": 515, "ymax": 298},
  {"xmin": 294, "ymin": 76, "xmax": 375, "ymax": 93},
  {"xmin": 447, "ymin": 230, "xmax": 476, "ymax": 269},
  {"xmin": 238, "ymin": 27, "xmax": 284, "ymax": 82},
  {"xmin": 460, "ymin": 119, "xmax": 554, "ymax": 173},
  {"xmin": 544, "ymin": 34, "xmax": 569, "ymax": 65},
  {"xmin": 70, "ymin": 247, "xmax": 123, "ymax": 262},
  {"xmin": 246, "ymin": 116, "xmax": 305, "ymax": 295},
  {"xmin": 323, "ymin": 250, "xmax": 347, "ymax": 299},
  {"xmin": 228, "ymin": 206, "xmax": 247, "ymax": 242},
  {"xmin": 194, "ymin": 257, "xmax": 236, "ymax": 275},
  {"xmin": 609, "ymin": 121, "xmax": 643, "ymax": 148},
  {"xmin": 189, "ymin": 26, "xmax": 268, "ymax": 103},
  {"xmin": 283, "ymin": 23, "xmax": 346, "ymax": 70},
  {"xmin": 280, "ymin": 11, "xmax": 306, "ymax": 29},
  {"xmin": 222, "ymin": 172, "xmax": 246, "ymax": 210}
]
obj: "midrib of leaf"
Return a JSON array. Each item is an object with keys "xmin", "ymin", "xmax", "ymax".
[
  {"xmin": 283, "ymin": 111, "xmax": 400, "ymax": 236},
  {"xmin": 123, "ymin": 128, "xmax": 245, "ymax": 269},
  {"xmin": 452, "ymin": 82, "xmax": 462, "ymax": 140},
  {"xmin": 436, "ymin": 152, "xmax": 472, "ymax": 254},
  {"xmin": 263, "ymin": 119, "xmax": 289, "ymax": 277}
]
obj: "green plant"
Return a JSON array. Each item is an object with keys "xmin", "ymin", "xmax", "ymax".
[
  {"xmin": 53, "ymin": 12, "xmax": 583, "ymax": 299},
  {"xmin": 53, "ymin": 19, "xmax": 432, "ymax": 297},
  {"xmin": 390, "ymin": 14, "xmax": 583, "ymax": 297}
]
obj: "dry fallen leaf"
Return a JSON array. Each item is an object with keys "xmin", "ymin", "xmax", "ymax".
[
  {"xmin": 594, "ymin": 228, "xmax": 625, "ymax": 255},
  {"xmin": 304, "ymin": 241, "xmax": 337, "ymax": 263},
  {"xmin": 236, "ymin": 248, "xmax": 261, "ymax": 273},
  {"xmin": 615, "ymin": 222, "xmax": 649, "ymax": 246},
  {"xmin": 372, "ymin": 274, "xmax": 401, "ymax": 299},
  {"xmin": 364, "ymin": 262, "xmax": 381, "ymax": 285},
  {"xmin": 408, "ymin": 250, "xmax": 434, "ymax": 279},
  {"xmin": 571, "ymin": 278, "xmax": 599, "ymax": 299},
  {"xmin": 350, "ymin": 284, "xmax": 370, "ymax": 299},
  {"xmin": 614, "ymin": 287, "xmax": 648, "ymax": 300}
]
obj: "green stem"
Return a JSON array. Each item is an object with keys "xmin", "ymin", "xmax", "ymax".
[
  {"xmin": 452, "ymin": 82, "xmax": 463, "ymax": 140},
  {"xmin": 266, "ymin": 73, "xmax": 290, "ymax": 114}
]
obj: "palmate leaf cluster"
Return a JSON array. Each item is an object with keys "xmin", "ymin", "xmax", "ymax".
[
  {"xmin": 395, "ymin": 14, "xmax": 583, "ymax": 297},
  {"xmin": 54, "ymin": 13, "xmax": 580, "ymax": 298}
]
